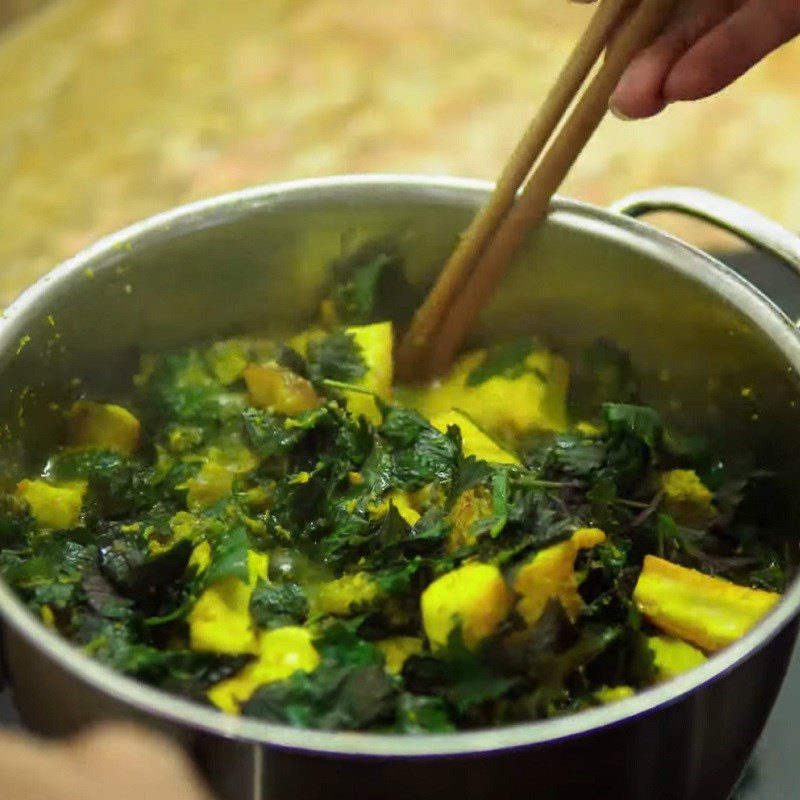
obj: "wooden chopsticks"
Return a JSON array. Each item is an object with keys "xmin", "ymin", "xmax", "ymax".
[{"xmin": 396, "ymin": 0, "xmax": 677, "ymax": 381}]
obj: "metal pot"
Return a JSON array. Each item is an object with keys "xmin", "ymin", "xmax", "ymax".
[{"xmin": 1, "ymin": 176, "xmax": 800, "ymax": 800}]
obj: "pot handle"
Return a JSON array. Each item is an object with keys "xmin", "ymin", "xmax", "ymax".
[{"xmin": 610, "ymin": 187, "xmax": 800, "ymax": 273}]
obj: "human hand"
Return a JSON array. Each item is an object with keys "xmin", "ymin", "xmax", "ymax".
[
  {"xmin": 572, "ymin": 0, "xmax": 800, "ymax": 118},
  {"xmin": 1, "ymin": 722, "xmax": 214, "ymax": 800}
]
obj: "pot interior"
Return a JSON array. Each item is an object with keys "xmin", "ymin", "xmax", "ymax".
[{"xmin": 1, "ymin": 177, "xmax": 799, "ymax": 531}]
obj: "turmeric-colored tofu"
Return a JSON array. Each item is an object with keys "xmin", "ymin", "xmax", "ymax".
[
  {"xmin": 67, "ymin": 400, "xmax": 141, "ymax": 456},
  {"xmin": 430, "ymin": 410, "xmax": 520, "ymax": 466},
  {"xmin": 207, "ymin": 626, "xmax": 320, "ymax": 714},
  {"xmin": 315, "ymin": 572, "xmax": 381, "ymax": 616},
  {"xmin": 367, "ymin": 490, "xmax": 421, "ymax": 526},
  {"xmin": 184, "ymin": 461, "xmax": 234, "ymax": 510},
  {"xmin": 594, "ymin": 685, "xmax": 635, "ymax": 704},
  {"xmin": 376, "ymin": 636, "xmax": 424, "ymax": 674},
  {"xmin": 447, "ymin": 487, "xmax": 494, "ymax": 551},
  {"xmin": 16, "ymin": 479, "xmax": 86, "ymax": 530},
  {"xmin": 647, "ymin": 635, "xmax": 707, "ymax": 681},
  {"xmin": 421, "ymin": 562, "xmax": 512, "ymax": 649},
  {"xmin": 514, "ymin": 528, "xmax": 606, "ymax": 626},
  {"xmin": 633, "ymin": 555, "xmax": 780, "ymax": 652},
  {"xmin": 288, "ymin": 322, "xmax": 392, "ymax": 422},
  {"xmin": 181, "ymin": 444, "xmax": 257, "ymax": 511},
  {"xmin": 343, "ymin": 322, "xmax": 393, "ymax": 423},
  {"xmin": 243, "ymin": 362, "xmax": 321, "ymax": 416},
  {"xmin": 189, "ymin": 540, "xmax": 213, "ymax": 572},
  {"xmin": 206, "ymin": 340, "xmax": 248, "ymax": 385},
  {"xmin": 660, "ymin": 470, "xmax": 716, "ymax": 527},
  {"xmin": 410, "ymin": 346, "xmax": 569, "ymax": 438},
  {"xmin": 188, "ymin": 550, "xmax": 269, "ymax": 654}
]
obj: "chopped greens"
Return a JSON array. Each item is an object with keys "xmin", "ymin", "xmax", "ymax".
[{"xmin": 0, "ymin": 266, "xmax": 790, "ymax": 734}]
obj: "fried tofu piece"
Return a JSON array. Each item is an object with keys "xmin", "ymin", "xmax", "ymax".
[
  {"xmin": 67, "ymin": 400, "xmax": 141, "ymax": 456},
  {"xmin": 447, "ymin": 487, "xmax": 494, "ymax": 551},
  {"xmin": 188, "ymin": 550, "xmax": 269, "ymax": 654},
  {"xmin": 344, "ymin": 322, "xmax": 393, "ymax": 423},
  {"xmin": 316, "ymin": 571, "xmax": 381, "ymax": 616},
  {"xmin": 660, "ymin": 470, "xmax": 716, "ymax": 527},
  {"xmin": 514, "ymin": 528, "xmax": 606, "ymax": 625},
  {"xmin": 16, "ymin": 479, "xmax": 86, "ymax": 530},
  {"xmin": 367, "ymin": 490, "xmax": 422, "ymax": 526},
  {"xmin": 411, "ymin": 346, "xmax": 569, "ymax": 438},
  {"xmin": 647, "ymin": 635, "xmax": 707, "ymax": 681},
  {"xmin": 243, "ymin": 362, "xmax": 321, "ymax": 416},
  {"xmin": 421, "ymin": 562, "xmax": 512, "ymax": 649},
  {"xmin": 207, "ymin": 626, "xmax": 319, "ymax": 714},
  {"xmin": 430, "ymin": 410, "xmax": 520, "ymax": 466},
  {"xmin": 376, "ymin": 636, "xmax": 424, "ymax": 674},
  {"xmin": 633, "ymin": 555, "xmax": 780, "ymax": 652}
]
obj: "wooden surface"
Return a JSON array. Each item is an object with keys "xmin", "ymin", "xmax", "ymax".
[{"xmin": 0, "ymin": 0, "xmax": 799, "ymax": 305}]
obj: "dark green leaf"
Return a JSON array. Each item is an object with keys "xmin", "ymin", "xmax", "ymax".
[
  {"xmin": 205, "ymin": 527, "xmax": 250, "ymax": 586},
  {"xmin": 244, "ymin": 662, "xmax": 397, "ymax": 730},
  {"xmin": 381, "ymin": 407, "xmax": 460, "ymax": 487},
  {"xmin": 249, "ymin": 580, "xmax": 308, "ymax": 628},
  {"xmin": 331, "ymin": 253, "xmax": 393, "ymax": 324},
  {"xmin": 307, "ymin": 331, "xmax": 367, "ymax": 384},
  {"xmin": 402, "ymin": 629, "xmax": 518, "ymax": 716},
  {"xmin": 603, "ymin": 403, "xmax": 662, "ymax": 450},
  {"xmin": 450, "ymin": 453, "xmax": 495, "ymax": 501},
  {"xmin": 396, "ymin": 694, "xmax": 455, "ymax": 733},
  {"xmin": 466, "ymin": 338, "xmax": 537, "ymax": 387},
  {"xmin": 242, "ymin": 406, "xmax": 329, "ymax": 459}
]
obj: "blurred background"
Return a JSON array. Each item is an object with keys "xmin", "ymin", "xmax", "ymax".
[{"xmin": 1, "ymin": 0, "xmax": 799, "ymax": 308}]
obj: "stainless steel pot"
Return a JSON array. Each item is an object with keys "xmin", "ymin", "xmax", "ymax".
[{"xmin": 1, "ymin": 176, "xmax": 800, "ymax": 800}]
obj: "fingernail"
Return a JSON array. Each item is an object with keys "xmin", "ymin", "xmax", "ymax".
[{"xmin": 608, "ymin": 101, "xmax": 633, "ymax": 121}]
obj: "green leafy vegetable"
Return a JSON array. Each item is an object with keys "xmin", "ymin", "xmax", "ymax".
[
  {"xmin": 205, "ymin": 527, "xmax": 250, "ymax": 586},
  {"xmin": 249, "ymin": 580, "xmax": 308, "ymax": 628},
  {"xmin": 466, "ymin": 338, "xmax": 538, "ymax": 387},
  {"xmin": 307, "ymin": 331, "xmax": 367, "ymax": 384}
]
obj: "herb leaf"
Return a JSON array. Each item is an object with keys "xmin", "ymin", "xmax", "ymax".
[
  {"xmin": 307, "ymin": 331, "xmax": 367, "ymax": 384},
  {"xmin": 466, "ymin": 338, "xmax": 537, "ymax": 387}
]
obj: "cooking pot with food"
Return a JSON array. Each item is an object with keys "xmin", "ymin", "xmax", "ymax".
[{"xmin": 0, "ymin": 176, "xmax": 799, "ymax": 800}]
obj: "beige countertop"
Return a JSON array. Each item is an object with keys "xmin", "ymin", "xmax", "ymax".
[{"xmin": 1, "ymin": 0, "xmax": 799, "ymax": 305}]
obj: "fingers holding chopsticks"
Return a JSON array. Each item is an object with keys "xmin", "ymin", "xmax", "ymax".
[{"xmin": 570, "ymin": 0, "xmax": 800, "ymax": 119}]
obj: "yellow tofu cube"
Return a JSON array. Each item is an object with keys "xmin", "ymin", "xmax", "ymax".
[
  {"xmin": 343, "ymin": 322, "xmax": 393, "ymax": 423},
  {"xmin": 367, "ymin": 490, "xmax": 421, "ymax": 526},
  {"xmin": 206, "ymin": 341, "xmax": 248, "ymax": 385},
  {"xmin": 633, "ymin": 555, "xmax": 780, "ymax": 652},
  {"xmin": 647, "ymin": 635, "xmax": 707, "ymax": 681},
  {"xmin": 180, "ymin": 445, "xmax": 258, "ymax": 512},
  {"xmin": 514, "ymin": 528, "xmax": 606, "ymax": 626},
  {"xmin": 660, "ymin": 470, "xmax": 716, "ymax": 527},
  {"xmin": 421, "ymin": 562, "xmax": 512, "ymax": 649},
  {"xmin": 207, "ymin": 626, "xmax": 320, "ymax": 714},
  {"xmin": 16, "ymin": 479, "xmax": 86, "ymax": 530},
  {"xmin": 594, "ymin": 685, "xmax": 635, "ymax": 705},
  {"xmin": 188, "ymin": 550, "xmax": 269, "ymax": 654},
  {"xmin": 411, "ymin": 346, "xmax": 569, "ymax": 438},
  {"xmin": 183, "ymin": 461, "xmax": 234, "ymax": 510},
  {"xmin": 189, "ymin": 540, "xmax": 213, "ymax": 572},
  {"xmin": 376, "ymin": 636, "xmax": 424, "ymax": 674},
  {"xmin": 67, "ymin": 400, "xmax": 141, "ymax": 456},
  {"xmin": 430, "ymin": 410, "xmax": 520, "ymax": 466},
  {"xmin": 315, "ymin": 572, "xmax": 381, "ymax": 616},
  {"xmin": 243, "ymin": 362, "xmax": 321, "ymax": 416},
  {"xmin": 447, "ymin": 487, "xmax": 494, "ymax": 551}
]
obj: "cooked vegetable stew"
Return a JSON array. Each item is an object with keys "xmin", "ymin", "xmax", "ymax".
[{"xmin": 0, "ymin": 259, "xmax": 790, "ymax": 732}]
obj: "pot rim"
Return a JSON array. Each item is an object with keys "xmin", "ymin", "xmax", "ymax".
[{"xmin": 1, "ymin": 173, "xmax": 799, "ymax": 757}]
